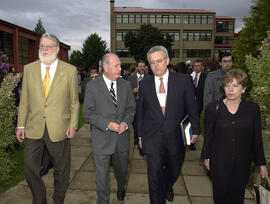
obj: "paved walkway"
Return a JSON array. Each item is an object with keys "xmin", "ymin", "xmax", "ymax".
[{"xmin": 0, "ymin": 124, "xmax": 255, "ymax": 204}]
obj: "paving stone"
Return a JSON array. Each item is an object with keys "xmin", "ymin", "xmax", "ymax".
[
  {"xmin": 71, "ymin": 146, "xmax": 91, "ymax": 157},
  {"xmin": 184, "ymin": 150, "xmax": 202, "ymax": 161},
  {"xmin": 190, "ymin": 196, "xmax": 214, "ymax": 204},
  {"xmin": 132, "ymin": 147, "xmax": 147, "ymax": 160},
  {"xmin": 173, "ymin": 175, "xmax": 188, "ymax": 195},
  {"xmin": 130, "ymin": 159, "xmax": 147, "ymax": 173},
  {"xmin": 71, "ymin": 137, "xmax": 91, "ymax": 147},
  {"xmin": 81, "ymin": 156, "xmax": 96, "ymax": 171},
  {"xmin": 184, "ymin": 175, "xmax": 213, "ymax": 197},
  {"xmin": 127, "ymin": 173, "xmax": 149, "ymax": 194},
  {"xmin": 71, "ymin": 156, "xmax": 88, "ymax": 170},
  {"xmin": 182, "ymin": 160, "xmax": 206, "ymax": 176}
]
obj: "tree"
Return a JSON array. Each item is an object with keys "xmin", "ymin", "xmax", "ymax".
[
  {"xmin": 81, "ymin": 33, "xmax": 109, "ymax": 71},
  {"xmin": 34, "ymin": 18, "xmax": 46, "ymax": 34},
  {"xmin": 124, "ymin": 24, "xmax": 173, "ymax": 63},
  {"xmin": 233, "ymin": 0, "xmax": 270, "ymax": 71},
  {"xmin": 69, "ymin": 50, "xmax": 83, "ymax": 68}
]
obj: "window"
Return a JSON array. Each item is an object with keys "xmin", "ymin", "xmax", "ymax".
[
  {"xmin": 174, "ymin": 32, "xmax": 180, "ymax": 41},
  {"xmin": 183, "ymin": 32, "xmax": 188, "ymax": 41},
  {"xmin": 150, "ymin": 15, "xmax": 155, "ymax": 24},
  {"xmin": 19, "ymin": 36, "xmax": 29, "ymax": 64},
  {"xmin": 215, "ymin": 36, "xmax": 233, "ymax": 44},
  {"xmin": 169, "ymin": 15, "xmax": 175, "ymax": 24},
  {"xmin": 2, "ymin": 32, "xmax": 14, "ymax": 63},
  {"xmin": 184, "ymin": 16, "xmax": 189, "ymax": 24},
  {"xmin": 123, "ymin": 15, "xmax": 128, "ymax": 24},
  {"xmin": 142, "ymin": 15, "xmax": 147, "ymax": 24},
  {"xmin": 156, "ymin": 15, "xmax": 162, "ymax": 23},
  {"xmin": 195, "ymin": 15, "xmax": 201, "ymax": 24},
  {"xmin": 194, "ymin": 33, "xmax": 200, "ymax": 41},
  {"xmin": 116, "ymin": 49, "xmax": 130, "ymax": 58},
  {"xmin": 189, "ymin": 16, "xmax": 194, "ymax": 24},
  {"xmin": 117, "ymin": 32, "xmax": 122, "ymax": 41},
  {"xmin": 183, "ymin": 49, "xmax": 211, "ymax": 58},
  {"xmin": 175, "ymin": 15, "xmax": 180, "ymax": 24},
  {"xmin": 172, "ymin": 49, "xmax": 180, "ymax": 58},
  {"xmin": 129, "ymin": 15, "xmax": 135, "ymax": 24},
  {"xmin": 216, "ymin": 21, "xmax": 229, "ymax": 32},
  {"xmin": 162, "ymin": 15, "xmax": 169, "ymax": 24},
  {"xmin": 135, "ymin": 15, "xmax": 141, "ymax": 24},
  {"xmin": 201, "ymin": 16, "xmax": 207, "ymax": 24},
  {"xmin": 188, "ymin": 33, "xmax": 194, "ymax": 41},
  {"xmin": 117, "ymin": 15, "xmax": 122, "ymax": 23},
  {"xmin": 208, "ymin": 15, "xmax": 213, "ymax": 24},
  {"xmin": 200, "ymin": 33, "xmax": 206, "ymax": 41},
  {"xmin": 206, "ymin": 32, "xmax": 212, "ymax": 41}
]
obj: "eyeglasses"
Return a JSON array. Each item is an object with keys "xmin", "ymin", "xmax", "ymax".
[
  {"xmin": 39, "ymin": 44, "xmax": 57, "ymax": 50},
  {"xmin": 149, "ymin": 58, "xmax": 166, "ymax": 65}
]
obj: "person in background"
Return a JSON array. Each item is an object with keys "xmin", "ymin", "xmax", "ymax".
[
  {"xmin": 175, "ymin": 62, "xmax": 188, "ymax": 74},
  {"xmin": 203, "ymin": 53, "xmax": 234, "ymax": 108},
  {"xmin": 201, "ymin": 69, "xmax": 268, "ymax": 204},
  {"xmin": 16, "ymin": 33, "xmax": 79, "ymax": 204}
]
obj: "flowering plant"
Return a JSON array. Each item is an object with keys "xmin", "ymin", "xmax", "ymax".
[{"xmin": 0, "ymin": 52, "xmax": 10, "ymax": 84}]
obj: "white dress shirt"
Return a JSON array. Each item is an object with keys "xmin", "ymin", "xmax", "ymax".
[
  {"xmin": 190, "ymin": 71, "xmax": 201, "ymax": 82},
  {"xmin": 41, "ymin": 59, "xmax": 58, "ymax": 84},
  {"xmin": 103, "ymin": 74, "xmax": 117, "ymax": 99},
  {"xmin": 154, "ymin": 69, "xmax": 169, "ymax": 107}
]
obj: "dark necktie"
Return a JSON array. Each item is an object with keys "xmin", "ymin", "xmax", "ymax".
[
  {"xmin": 194, "ymin": 73, "xmax": 198, "ymax": 87},
  {"xmin": 110, "ymin": 82, "xmax": 117, "ymax": 108}
]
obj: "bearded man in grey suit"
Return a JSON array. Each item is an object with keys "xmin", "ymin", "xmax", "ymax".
[{"xmin": 83, "ymin": 53, "xmax": 136, "ymax": 204}]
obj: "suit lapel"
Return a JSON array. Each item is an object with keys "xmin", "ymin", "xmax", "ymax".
[
  {"xmin": 33, "ymin": 61, "xmax": 46, "ymax": 100},
  {"xmin": 48, "ymin": 60, "xmax": 64, "ymax": 98},
  {"xmin": 98, "ymin": 76, "xmax": 115, "ymax": 105},
  {"xmin": 148, "ymin": 76, "xmax": 164, "ymax": 116},
  {"xmin": 165, "ymin": 72, "xmax": 175, "ymax": 117}
]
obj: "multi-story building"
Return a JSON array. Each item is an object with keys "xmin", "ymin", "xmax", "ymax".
[
  {"xmin": 0, "ymin": 19, "xmax": 70, "ymax": 73},
  {"xmin": 110, "ymin": 0, "xmax": 235, "ymax": 68}
]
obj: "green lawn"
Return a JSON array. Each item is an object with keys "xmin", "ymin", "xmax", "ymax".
[{"xmin": 0, "ymin": 144, "xmax": 25, "ymax": 193}]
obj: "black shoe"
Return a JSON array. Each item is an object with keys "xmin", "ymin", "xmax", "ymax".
[
  {"xmin": 166, "ymin": 189, "xmax": 174, "ymax": 202},
  {"xmin": 190, "ymin": 143, "xmax": 196, "ymax": 151},
  {"xmin": 117, "ymin": 190, "xmax": 126, "ymax": 200},
  {"xmin": 139, "ymin": 147, "xmax": 145, "ymax": 156},
  {"xmin": 5, "ymin": 144, "xmax": 14, "ymax": 154},
  {"xmin": 14, "ymin": 141, "xmax": 22, "ymax": 151},
  {"xmin": 40, "ymin": 162, "xmax": 53, "ymax": 177}
]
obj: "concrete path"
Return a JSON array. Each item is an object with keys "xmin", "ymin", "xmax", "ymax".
[{"xmin": 0, "ymin": 124, "xmax": 255, "ymax": 204}]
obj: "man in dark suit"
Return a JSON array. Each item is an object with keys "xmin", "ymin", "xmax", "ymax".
[
  {"xmin": 83, "ymin": 53, "xmax": 136, "ymax": 203},
  {"xmin": 137, "ymin": 46, "xmax": 200, "ymax": 204},
  {"xmin": 128, "ymin": 60, "xmax": 147, "ymax": 155},
  {"xmin": 191, "ymin": 59, "xmax": 207, "ymax": 116}
]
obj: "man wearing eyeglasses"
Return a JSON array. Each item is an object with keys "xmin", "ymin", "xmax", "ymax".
[
  {"xmin": 16, "ymin": 33, "xmax": 79, "ymax": 204},
  {"xmin": 137, "ymin": 46, "xmax": 200, "ymax": 204}
]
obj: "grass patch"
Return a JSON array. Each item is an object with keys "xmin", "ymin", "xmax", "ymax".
[
  {"xmin": 0, "ymin": 144, "xmax": 24, "ymax": 193},
  {"xmin": 78, "ymin": 103, "xmax": 85, "ymax": 129}
]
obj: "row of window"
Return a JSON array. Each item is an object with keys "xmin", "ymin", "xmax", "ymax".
[
  {"xmin": 116, "ymin": 14, "xmax": 214, "ymax": 25},
  {"xmin": 216, "ymin": 21, "xmax": 234, "ymax": 33},
  {"xmin": 117, "ymin": 49, "xmax": 211, "ymax": 58},
  {"xmin": 183, "ymin": 31, "xmax": 212, "ymax": 41},
  {"xmin": 116, "ymin": 31, "xmax": 212, "ymax": 42}
]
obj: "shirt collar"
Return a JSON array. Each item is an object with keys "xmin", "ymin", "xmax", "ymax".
[{"xmin": 41, "ymin": 59, "xmax": 58, "ymax": 70}]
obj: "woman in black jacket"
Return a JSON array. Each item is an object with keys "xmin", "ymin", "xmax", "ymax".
[{"xmin": 201, "ymin": 69, "xmax": 268, "ymax": 204}]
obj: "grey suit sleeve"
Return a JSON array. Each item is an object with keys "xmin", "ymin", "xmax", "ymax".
[
  {"xmin": 83, "ymin": 82, "xmax": 111, "ymax": 131},
  {"xmin": 121, "ymin": 84, "xmax": 136, "ymax": 127}
]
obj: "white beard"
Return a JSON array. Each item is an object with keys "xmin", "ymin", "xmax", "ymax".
[{"xmin": 39, "ymin": 51, "xmax": 58, "ymax": 65}]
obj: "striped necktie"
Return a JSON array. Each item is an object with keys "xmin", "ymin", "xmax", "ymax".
[
  {"xmin": 110, "ymin": 82, "xmax": 117, "ymax": 108},
  {"xmin": 43, "ymin": 66, "xmax": 50, "ymax": 98},
  {"xmin": 159, "ymin": 77, "xmax": 166, "ymax": 115}
]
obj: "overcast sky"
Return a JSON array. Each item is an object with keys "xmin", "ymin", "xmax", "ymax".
[{"xmin": 0, "ymin": 0, "xmax": 253, "ymax": 53}]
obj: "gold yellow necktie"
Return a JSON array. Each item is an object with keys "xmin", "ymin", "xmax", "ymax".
[{"xmin": 43, "ymin": 66, "xmax": 50, "ymax": 98}]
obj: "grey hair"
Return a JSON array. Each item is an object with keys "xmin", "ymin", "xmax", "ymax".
[
  {"xmin": 147, "ymin": 45, "xmax": 168, "ymax": 63},
  {"xmin": 40, "ymin": 33, "xmax": 60, "ymax": 47},
  {"xmin": 101, "ymin": 53, "xmax": 118, "ymax": 72}
]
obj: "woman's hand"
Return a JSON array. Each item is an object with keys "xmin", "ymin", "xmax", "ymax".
[
  {"xmin": 260, "ymin": 165, "xmax": 268, "ymax": 179},
  {"xmin": 204, "ymin": 159, "xmax": 210, "ymax": 171}
]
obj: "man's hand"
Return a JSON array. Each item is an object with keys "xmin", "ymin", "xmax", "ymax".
[
  {"xmin": 66, "ymin": 128, "xmax": 76, "ymax": 139},
  {"xmin": 260, "ymin": 165, "xmax": 268, "ymax": 179},
  {"xmin": 108, "ymin": 122, "xmax": 120, "ymax": 132},
  {"xmin": 138, "ymin": 138, "xmax": 142, "ymax": 149},
  {"xmin": 133, "ymin": 88, "xmax": 139, "ymax": 93},
  {"xmin": 191, "ymin": 134, "xmax": 199, "ymax": 144},
  {"xmin": 118, "ymin": 122, "xmax": 127, "ymax": 134},
  {"xmin": 204, "ymin": 159, "xmax": 210, "ymax": 171},
  {"xmin": 16, "ymin": 128, "xmax": 25, "ymax": 142}
]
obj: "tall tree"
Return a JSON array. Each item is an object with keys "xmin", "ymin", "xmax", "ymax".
[
  {"xmin": 233, "ymin": 0, "xmax": 270, "ymax": 71},
  {"xmin": 69, "ymin": 50, "xmax": 83, "ymax": 68},
  {"xmin": 124, "ymin": 24, "xmax": 173, "ymax": 63},
  {"xmin": 34, "ymin": 18, "xmax": 46, "ymax": 34},
  {"xmin": 81, "ymin": 33, "xmax": 109, "ymax": 71}
]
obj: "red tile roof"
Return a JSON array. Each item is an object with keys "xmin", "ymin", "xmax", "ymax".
[{"xmin": 114, "ymin": 7, "xmax": 215, "ymax": 14}]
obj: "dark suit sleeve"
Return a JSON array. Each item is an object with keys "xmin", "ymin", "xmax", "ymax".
[
  {"xmin": 201, "ymin": 103, "xmax": 216, "ymax": 159},
  {"xmin": 252, "ymin": 104, "xmax": 266, "ymax": 166},
  {"xmin": 184, "ymin": 76, "xmax": 200, "ymax": 135},
  {"xmin": 136, "ymin": 81, "xmax": 144, "ymax": 139}
]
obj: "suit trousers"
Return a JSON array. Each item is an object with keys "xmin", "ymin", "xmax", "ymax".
[
  {"xmin": 24, "ymin": 126, "xmax": 71, "ymax": 204},
  {"xmin": 146, "ymin": 151, "xmax": 185, "ymax": 204},
  {"xmin": 93, "ymin": 145, "xmax": 130, "ymax": 204}
]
